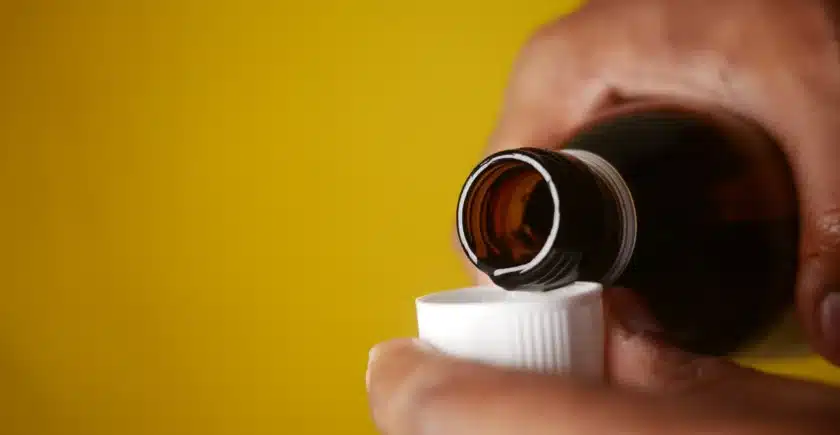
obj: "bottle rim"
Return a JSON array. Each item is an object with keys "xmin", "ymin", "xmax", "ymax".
[{"xmin": 456, "ymin": 151, "xmax": 562, "ymax": 279}]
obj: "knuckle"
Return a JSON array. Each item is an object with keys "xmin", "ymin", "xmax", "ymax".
[
  {"xmin": 524, "ymin": 13, "xmax": 576, "ymax": 47},
  {"xmin": 513, "ymin": 11, "xmax": 590, "ymax": 75},
  {"xmin": 512, "ymin": 23, "xmax": 571, "ymax": 78}
]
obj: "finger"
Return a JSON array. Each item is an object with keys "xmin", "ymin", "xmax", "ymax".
[
  {"xmin": 366, "ymin": 338, "xmax": 655, "ymax": 435},
  {"xmin": 365, "ymin": 337, "xmax": 822, "ymax": 435},
  {"xmin": 605, "ymin": 287, "xmax": 743, "ymax": 394},
  {"xmin": 604, "ymin": 289, "xmax": 840, "ymax": 425},
  {"xmin": 762, "ymin": 102, "xmax": 840, "ymax": 365}
]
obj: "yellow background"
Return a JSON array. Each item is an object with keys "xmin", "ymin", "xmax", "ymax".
[{"xmin": 0, "ymin": 1, "xmax": 838, "ymax": 434}]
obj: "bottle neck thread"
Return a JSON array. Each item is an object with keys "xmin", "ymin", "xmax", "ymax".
[{"xmin": 561, "ymin": 149, "xmax": 637, "ymax": 285}]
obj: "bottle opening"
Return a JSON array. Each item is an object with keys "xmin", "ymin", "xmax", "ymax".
[{"xmin": 457, "ymin": 153, "xmax": 560, "ymax": 275}]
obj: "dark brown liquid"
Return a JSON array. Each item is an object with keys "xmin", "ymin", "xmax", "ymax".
[
  {"xmin": 466, "ymin": 160, "xmax": 552, "ymax": 268},
  {"xmin": 459, "ymin": 108, "xmax": 800, "ymax": 356}
]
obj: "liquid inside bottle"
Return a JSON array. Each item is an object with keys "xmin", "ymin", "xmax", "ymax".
[{"xmin": 456, "ymin": 103, "xmax": 800, "ymax": 356}]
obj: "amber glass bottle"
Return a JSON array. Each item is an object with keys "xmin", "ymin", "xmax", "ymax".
[{"xmin": 456, "ymin": 102, "xmax": 800, "ymax": 356}]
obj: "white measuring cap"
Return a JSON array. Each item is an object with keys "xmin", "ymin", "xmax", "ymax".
[{"xmin": 416, "ymin": 282, "xmax": 604, "ymax": 380}]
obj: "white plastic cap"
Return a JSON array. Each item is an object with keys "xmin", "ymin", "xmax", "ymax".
[{"xmin": 416, "ymin": 282, "xmax": 604, "ymax": 380}]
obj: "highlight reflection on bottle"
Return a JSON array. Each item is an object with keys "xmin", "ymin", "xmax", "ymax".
[{"xmin": 456, "ymin": 101, "xmax": 800, "ymax": 357}]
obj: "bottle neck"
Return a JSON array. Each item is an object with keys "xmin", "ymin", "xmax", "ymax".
[{"xmin": 456, "ymin": 147, "xmax": 637, "ymax": 291}]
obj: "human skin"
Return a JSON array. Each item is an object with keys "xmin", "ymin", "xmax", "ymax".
[{"xmin": 366, "ymin": 0, "xmax": 840, "ymax": 434}]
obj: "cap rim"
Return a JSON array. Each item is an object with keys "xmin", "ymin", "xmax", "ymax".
[{"xmin": 416, "ymin": 282, "xmax": 602, "ymax": 308}]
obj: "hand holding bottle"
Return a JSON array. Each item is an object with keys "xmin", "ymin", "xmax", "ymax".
[
  {"xmin": 368, "ymin": 289, "xmax": 840, "ymax": 434},
  {"xmin": 367, "ymin": 0, "xmax": 840, "ymax": 433}
]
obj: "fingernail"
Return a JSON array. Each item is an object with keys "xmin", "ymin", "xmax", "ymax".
[
  {"xmin": 411, "ymin": 338, "xmax": 438, "ymax": 353},
  {"xmin": 820, "ymin": 292, "xmax": 840, "ymax": 356},
  {"xmin": 366, "ymin": 339, "xmax": 437, "ymax": 392},
  {"xmin": 366, "ymin": 344, "xmax": 381, "ymax": 392}
]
